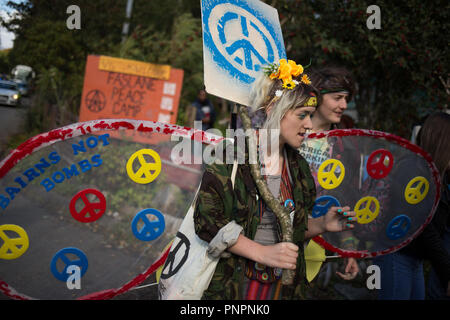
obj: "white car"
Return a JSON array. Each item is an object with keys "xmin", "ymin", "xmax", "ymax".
[{"xmin": 0, "ymin": 80, "xmax": 21, "ymax": 106}]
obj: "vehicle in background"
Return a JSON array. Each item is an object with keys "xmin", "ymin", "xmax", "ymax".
[
  {"xmin": 11, "ymin": 65, "xmax": 35, "ymax": 83},
  {"xmin": 0, "ymin": 80, "xmax": 21, "ymax": 106},
  {"xmin": 10, "ymin": 65, "xmax": 35, "ymax": 97},
  {"xmin": 13, "ymin": 79, "xmax": 29, "ymax": 96}
]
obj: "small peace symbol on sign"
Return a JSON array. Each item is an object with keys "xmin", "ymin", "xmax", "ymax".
[
  {"xmin": 131, "ymin": 208, "xmax": 165, "ymax": 241},
  {"xmin": 0, "ymin": 224, "xmax": 29, "ymax": 260},
  {"xmin": 69, "ymin": 188, "xmax": 106, "ymax": 223},
  {"xmin": 354, "ymin": 196, "xmax": 380, "ymax": 224},
  {"xmin": 317, "ymin": 159, "xmax": 345, "ymax": 190},
  {"xmin": 312, "ymin": 196, "xmax": 341, "ymax": 218},
  {"xmin": 386, "ymin": 215, "xmax": 411, "ymax": 240},
  {"xmin": 50, "ymin": 247, "xmax": 88, "ymax": 282},
  {"xmin": 366, "ymin": 149, "xmax": 394, "ymax": 179},
  {"xmin": 126, "ymin": 149, "xmax": 162, "ymax": 184},
  {"xmin": 404, "ymin": 176, "xmax": 429, "ymax": 205},
  {"xmin": 85, "ymin": 89, "xmax": 106, "ymax": 113},
  {"xmin": 160, "ymin": 231, "xmax": 190, "ymax": 280}
]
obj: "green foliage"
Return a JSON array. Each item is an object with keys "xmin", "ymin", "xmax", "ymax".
[
  {"xmin": 279, "ymin": 0, "xmax": 449, "ymax": 137},
  {"xmin": 1, "ymin": 0, "xmax": 206, "ymax": 134},
  {"xmin": 0, "ymin": 49, "xmax": 12, "ymax": 74},
  {"xmin": 1, "ymin": 0, "xmax": 447, "ymax": 139}
]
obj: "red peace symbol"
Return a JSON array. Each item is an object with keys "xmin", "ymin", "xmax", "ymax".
[
  {"xmin": 367, "ymin": 149, "xmax": 394, "ymax": 179},
  {"xmin": 69, "ymin": 188, "xmax": 106, "ymax": 223}
]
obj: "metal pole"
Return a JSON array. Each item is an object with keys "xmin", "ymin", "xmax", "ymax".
[{"xmin": 121, "ymin": 0, "xmax": 134, "ymax": 43}]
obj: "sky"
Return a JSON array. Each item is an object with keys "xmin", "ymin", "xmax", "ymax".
[{"xmin": 0, "ymin": 0, "xmax": 27, "ymax": 49}]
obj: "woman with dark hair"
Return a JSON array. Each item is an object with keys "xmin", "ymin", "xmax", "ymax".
[
  {"xmin": 193, "ymin": 59, "xmax": 357, "ymax": 300},
  {"xmin": 374, "ymin": 112, "xmax": 450, "ymax": 300},
  {"xmin": 308, "ymin": 66, "xmax": 356, "ymax": 131},
  {"xmin": 299, "ymin": 66, "xmax": 360, "ymax": 281}
]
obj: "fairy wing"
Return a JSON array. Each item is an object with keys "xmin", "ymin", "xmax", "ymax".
[
  {"xmin": 300, "ymin": 129, "xmax": 440, "ymax": 258},
  {"xmin": 0, "ymin": 119, "xmax": 222, "ymax": 300}
]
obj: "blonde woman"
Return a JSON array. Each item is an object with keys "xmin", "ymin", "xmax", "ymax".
[{"xmin": 194, "ymin": 60, "xmax": 356, "ymax": 299}]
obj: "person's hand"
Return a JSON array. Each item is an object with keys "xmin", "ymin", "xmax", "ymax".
[
  {"xmin": 324, "ymin": 206, "xmax": 356, "ymax": 232},
  {"xmin": 336, "ymin": 257, "xmax": 359, "ymax": 280},
  {"xmin": 257, "ymin": 242, "xmax": 299, "ymax": 270}
]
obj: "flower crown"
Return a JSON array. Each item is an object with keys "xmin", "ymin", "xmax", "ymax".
[
  {"xmin": 263, "ymin": 59, "xmax": 311, "ymax": 90},
  {"xmin": 261, "ymin": 59, "xmax": 316, "ymax": 109}
]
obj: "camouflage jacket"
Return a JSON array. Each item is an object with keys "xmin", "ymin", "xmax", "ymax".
[{"xmin": 194, "ymin": 142, "xmax": 316, "ymax": 299}]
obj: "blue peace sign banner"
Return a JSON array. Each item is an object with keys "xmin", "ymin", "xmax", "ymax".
[
  {"xmin": 202, "ymin": 0, "xmax": 286, "ymax": 105},
  {"xmin": 312, "ymin": 195, "xmax": 341, "ymax": 218},
  {"xmin": 386, "ymin": 215, "xmax": 411, "ymax": 240},
  {"xmin": 50, "ymin": 247, "xmax": 89, "ymax": 282},
  {"xmin": 131, "ymin": 208, "xmax": 166, "ymax": 241}
]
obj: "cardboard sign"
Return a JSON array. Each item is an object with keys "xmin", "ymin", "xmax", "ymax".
[
  {"xmin": 201, "ymin": 0, "xmax": 286, "ymax": 106},
  {"xmin": 79, "ymin": 55, "xmax": 183, "ymax": 125}
]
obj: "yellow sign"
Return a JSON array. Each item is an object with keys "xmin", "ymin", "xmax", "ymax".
[
  {"xmin": 317, "ymin": 159, "xmax": 345, "ymax": 190},
  {"xmin": 404, "ymin": 176, "xmax": 429, "ymax": 205},
  {"xmin": 126, "ymin": 149, "xmax": 162, "ymax": 184},
  {"xmin": 0, "ymin": 224, "xmax": 29, "ymax": 260},
  {"xmin": 99, "ymin": 56, "xmax": 171, "ymax": 80},
  {"xmin": 355, "ymin": 196, "xmax": 380, "ymax": 224}
]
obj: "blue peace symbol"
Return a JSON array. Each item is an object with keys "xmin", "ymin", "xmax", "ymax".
[
  {"xmin": 284, "ymin": 199, "xmax": 295, "ymax": 209},
  {"xmin": 218, "ymin": 13, "xmax": 274, "ymax": 73},
  {"xmin": 312, "ymin": 196, "xmax": 341, "ymax": 218},
  {"xmin": 131, "ymin": 208, "xmax": 165, "ymax": 241},
  {"xmin": 50, "ymin": 247, "xmax": 88, "ymax": 282},
  {"xmin": 202, "ymin": 0, "xmax": 286, "ymax": 84},
  {"xmin": 386, "ymin": 215, "xmax": 411, "ymax": 240}
]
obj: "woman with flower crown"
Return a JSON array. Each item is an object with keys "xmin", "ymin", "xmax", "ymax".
[{"xmin": 193, "ymin": 59, "xmax": 357, "ymax": 300}]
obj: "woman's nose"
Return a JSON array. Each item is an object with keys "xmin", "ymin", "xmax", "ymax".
[{"xmin": 304, "ymin": 115, "xmax": 313, "ymax": 129}]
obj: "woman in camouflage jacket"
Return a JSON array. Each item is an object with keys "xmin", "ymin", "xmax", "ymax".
[{"xmin": 194, "ymin": 60, "xmax": 356, "ymax": 300}]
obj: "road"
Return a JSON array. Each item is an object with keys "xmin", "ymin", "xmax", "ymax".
[{"xmin": 0, "ymin": 97, "xmax": 31, "ymax": 158}]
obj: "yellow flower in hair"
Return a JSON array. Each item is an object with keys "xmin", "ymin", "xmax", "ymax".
[
  {"xmin": 301, "ymin": 74, "xmax": 311, "ymax": 85},
  {"xmin": 289, "ymin": 60, "xmax": 304, "ymax": 76},
  {"xmin": 269, "ymin": 71, "xmax": 279, "ymax": 80},
  {"xmin": 278, "ymin": 59, "xmax": 293, "ymax": 83},
  {"xmin": 282, "ymin": 80, "xmax": 295, "ymax": 90},
  {"xmin": 264, "ymin": 59, "xmax": 309, "ymax": 90}
]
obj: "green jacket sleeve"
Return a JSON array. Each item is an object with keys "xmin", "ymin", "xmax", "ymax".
[{"xmin": 194, "ymin": 162, "xmax": 236, "ymax": 243}]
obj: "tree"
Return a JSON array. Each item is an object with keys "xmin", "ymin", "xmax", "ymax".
[
  {"xmin": 278, "ymin": 0, "xmax": 449, "ymax": 137},
  {"xmin": 113, "ymin": 12, "xmax": 204, "ymax": 126},
  {"xmin": 2, "ymin": 0, "xmax": 447, "ymax": 139},
  {"xmin": 0, "ymin": 0, "xmax": 205, "ymax": 134}
]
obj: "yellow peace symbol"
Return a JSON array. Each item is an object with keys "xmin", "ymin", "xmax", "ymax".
[
  {"xmin": 354, "ymin": 196, "xmax": 380, "ymax": 224},
  {"xmin": 126, "ymin": 149, "xmax": 162, "ymax": 184},
  {"xmin": 0, "ymin": 224, "xmax": 29, "ymax": 260},
  {"xmin": 404, "ymin": 176, "xmax": 429, "ymax": 205},
  {"xmin": 317, "ymin": 159, "xmax": 345, "ymax": 190}
]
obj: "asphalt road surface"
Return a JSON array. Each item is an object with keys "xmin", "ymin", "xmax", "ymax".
[{"xmin": 0, "ymin": 98, "xmax": 30, "ymax": 157}]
